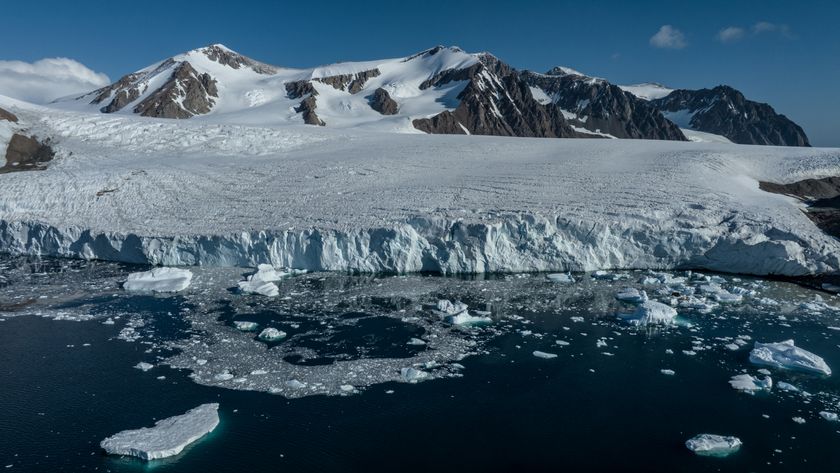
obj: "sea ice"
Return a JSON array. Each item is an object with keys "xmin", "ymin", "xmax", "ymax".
[
  {"xmin": 749, "ymin": 340, "xmax": 831, "ymax": 376},
  {"xmin": 434, "ymin": 299, "xmax": 468, "ymax": 316},
  {"xmin": 134, "ymin": 362, "xmax": 154, "ymax": 372},
  {"xmin": 258, "ymin": 328, "xmax": 287, "ymax": 342},
  {"xmin": 729, "ymin": 374, "xmax": 772, "ymax": 394},
  {"xmin": 533, "ymin": 351, "xmax": 558, "ymax": 359},
  {"xmin": 123, "ymin": 268, "xmax": 193, "ymax": 293},
  {"xmin": 660, "ymin": 369, "xmax": 675, "ymax": 376},
  {"xmin": 619, "ymin": 300, "xmax": 677, "ymax": 326},
  {"xmin": 685, "ymin": 434, "xmax": 742, "ymax": 457},
  {"xmin": 446, "ymin": 311, "xmax": 491, "ymax": 326},
  {"xmin": 100, "ymin": 403, "xmax": 219, "ymax": 461}
]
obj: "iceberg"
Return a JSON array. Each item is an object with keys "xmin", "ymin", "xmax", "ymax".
[
  {"xmin": 434, "ymin": 299, "xmax": 469, "ymax": 316},
  {"xmin": 533, "ymin": 350, "xmax": 558, "ymax": 359},
  {"xmin": 258, "ymin": 327, "xmax": 287, "ymax": 342},
  {"xmin": 820, "ymin": 411, "xmax": 839, "ymax": 422},
  {"xmin": 100, "ymin": 403, "xmax": 219, "ymax": 461},
  {"xmin": 685, "ymin": 434, "xmax": 742, "ymax": 457},
  {"xmin": 399, "ymin": 367, "xmax": 430, "ymax": 383},
  {"xmin": 233, "ymin": 321, "xmax": 259, "ymax": 332},
  {"xmin": 546, "ymin": 273, "xmax": 575, "ymax": 283},
  {"xmin": 619, "ymin": 300, "xmax": 677, "ymax": 326},
  {"xmin": 729, "ymin": 373, "xmax": 772, "ymax": 393},
  {"xmin": 446, "ymin": 312, "xmax": 492, "ymax": 326},
  {"xmin": 615, "ymin": 288, "xmax": 648, "ymax": 303},
  {"xmin": 237, "ymin": 264, "xmax": 292, "ymax": 297},
  {"xmin": 123, "ymin": 268, "xmax": 192, "ymax": 293},
  {"xmin": 749, "ymin": 340, "xmax": 831, "ymax": 376}
]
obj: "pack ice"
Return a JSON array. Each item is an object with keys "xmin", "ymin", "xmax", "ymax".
[
  {"xmin": 100, "ymin": 403, "xmax": 219, "ymax": 460},
  {"xmin": 685, "ymin": 434, "xmax": 742, "ymax": 457},
  {"xmin": 123, "ymin": 268, "xmax": 193, "ymax": 292},
  {"xmin": 2, "ymin": 96, "xmax": 840, "ymax": 276},
  {"xmin": 749, "ymin": 340, "xmax": 831, "ymax": 376}
]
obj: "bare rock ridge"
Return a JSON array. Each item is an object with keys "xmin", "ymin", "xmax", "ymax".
[
  {"xmin": 315, "ymin": 69, "xmax": 381, "ymax": 93},
  {"xmin": 0, "ymin": 106, "xmax": 18, "ymax": 123},
  {"xmin": 2, "ymin": 134, "xmax": 54, "ymax": 173},
  {"xmin": 134, "ymin": 62, "xmax": 218, "ymax": 119},
  {"xmin": 200, "ymin": 44, "xmax": 277, "ymax": 74},
  {"xmin": 369, "ymin": 88, "xmax": 398, "ymax": 115},
  {"xmin": 522, "ymin": 68, "xmax": 686, "ymax": 141},
  {"xmin": 651, "ymin": 86, "xmax": 810, "ymax": 146},
  {"xmin": 285, "ymin": 81, "xmax": 324, "ymax": 126},
  {"xmin": 760, "ymin": 177, "xmax": 840, "ymax": 238}
]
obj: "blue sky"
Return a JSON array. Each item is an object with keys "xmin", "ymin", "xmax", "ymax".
[{"xmin": 2, "ymin": 0, "xmax": 838, "ymax": 146}]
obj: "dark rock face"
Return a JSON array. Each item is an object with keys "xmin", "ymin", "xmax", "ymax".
[
  {"xmin": 90, "ymin": 71, "xmax": 145, "ymax": 112},
  {"xmin": 652, "ymin": 86, "xmax": 810, "ymax": 146},
  {"xmin": 316, "ymin": 69, "xmax": 381, "ymax": 94},
  {"xmin": 413, "ymin": 54, "xmax": 581, "ymax": 138},
  {"xmin": 369, "ymin": 88, "xmax": 398, "ymax": 115},
  {"xmin": 132, "ymin": 62, "xmax": 218, "ymax": 119},
  {"xmin": 201, "ymin": 44, "xmax": 276, "ymax": 74},
  {"xmin": 0, "ymin": 107, "xmax": 18, "ymax": 123},
  {"xmin": 285, "ymin": 81, "xmax": 324, "ymax": 125},
  {"xmin": 2, "ymin": 134, "xmax": 54, "ymax": 173},
  {"xmin": 760, "ymin": 176, "xmax": 840, "ymax": 239},
  {"xmin": 522, "ymin": 69, "xmax": 686, "ymax": 141},
  {"xmin": 285, "ymin": 80, "xmax": 318, "ymax": 100}
]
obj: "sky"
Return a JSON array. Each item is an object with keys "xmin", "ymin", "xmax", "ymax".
[{"xmin": 1, "ymin": 0, "xmax": 838, "ymax": 146}]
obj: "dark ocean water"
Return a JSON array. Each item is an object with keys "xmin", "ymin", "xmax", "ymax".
[{"xmin": 1, "ymin": 257, "xmax": 839, "ymax": 472}]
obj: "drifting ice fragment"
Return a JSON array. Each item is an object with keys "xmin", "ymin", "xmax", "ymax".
[
  {"xmin": 546, "ymin": 273, "xmax": 575, "ymax": 283},
  {"xmin": 615, "ymin": 288, "xmax": 648, "ymax": 303},
  {"xmin": 729, "ymin": 374, "xmax": 772, "ymax": 394},
  {"xmin": 533, "ymin": 351, "xmax": 558, "ymax": 359},
  {"xmin": 660, "ymin": 369, "xmax": 675, "ymax": 376},
  {"xmin": 258, "ymin": 328, "xmax": 287, "ymax": 342},
  {"xmin": 619, "ymin": 300, "xmax": 677, "ymax": 326},
  {"xmin": 233, "ymin": 321, "xmax": 258, "ymax": 332},
  {"xmin": 749, "ymin": 340, "xmax": 831, "ymax": 376},
  {"xmin": 685, "ymin": 434, "xmax": 742, "ymax": 457},
  {"xmin": 237, "ymin": 265, "xmax": 286, "ymax": 297},
  {"xmin": 134, "ymin": 362, "xmax": 154, "ymax": 372},
  {"xmin": 820, "ymin": 411, "xmax": 839, "ymax": 422},
  {"xmin": 400, "ymin": 367, "xmax": 430, "ymax": 383},
  {"xmin": 123, "ymin": 268, "xmax": 193, "ymax": 293},
  {"xmin": 434, "ymin": 299, "xmax": 468, "ymax": 316},
  {"xmin": 100, "ymin": 403, "xmax": 219, "ymax": 461}
]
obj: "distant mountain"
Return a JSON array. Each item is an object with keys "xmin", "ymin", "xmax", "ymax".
[
  {"xmin": 57, "ymin": 44, "xmax": 809, "ymax": 146},
  {"xmin": 648, "ymin": 86, "xmax": 810, "ymax": 146}
]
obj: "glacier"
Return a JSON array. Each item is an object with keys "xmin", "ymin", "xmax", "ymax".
[{"xmin": 2, "ymin": 96, "xmax": 840, "ymax": 276}]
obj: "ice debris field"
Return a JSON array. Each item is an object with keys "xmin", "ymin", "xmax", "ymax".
[
  {"xmin": 2, "ymin": 255, "xmax": 840, "ymax": 465},
  {"xmin": 2, "ymin": 95, "xmax": 840, "ymax": 275}
]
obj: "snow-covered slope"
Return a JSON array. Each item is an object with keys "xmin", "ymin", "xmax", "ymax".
[
  {"xmin": 1, "ymin": 95, "xmax": 839, "ymax": 276},
  {"xmin": 619, "ymin": 83, "xmax": 674, "ymax": 101}
]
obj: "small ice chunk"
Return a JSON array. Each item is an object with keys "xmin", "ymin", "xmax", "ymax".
[
  {"xmin": 123, "ymin": 268, "xmax": 193, "ymax": 293},
  {"xmin": 660, "ymin": 369, "xmax": 675, "ymax": 376},
  {"xmin": 776, "ymin": 381, "xmax": 799, "ymax": 392},
  {"xmin": 714, "ymin": 292, "xmax": 743, "ymax": 303},
  {"xmin": 749, "ymin": 340, "xmax": 832, "ymax": 376},
  {"xmin": 570, "ymin": 316, "xmax": 584, "ymax": 323},
  {"xmin": 446, "ymin": 312, "xmax": 491, "ymax": 326},
  {"xmin": 620, "ymin": 300, "xmax": 677, "ymax": 326},
  {"xmin": 400, "ymin": 367, "xmax": 430, "ymax": 383},
  {"xmin": 555, "ymin": 340, "xmax": 570, "ymax": 346},
  {"xmin": 792, "ymin": 416, "xmax": 806, "ymax": 424},
  {"xmin": 233, "ymin": 321, "xmax": 258, "ymax": 332},
  {"xmin": 724, "ymin": 343, "xmax": 740, "ymax": 351},
  {"xmin": 615, "ymin": 288, "xmax": 648, "ymax": 303},
  {"xmin": 546, "ymin": 273, "xmax": 575, "ymax": 283},
  {"xmin": 533, "ymin": 351, "xmax": 558, "ymax": 359},
  {"xmin": 258, "ymin": 328, "xmax": 287, "ymax": 342},
  {"xmin": 285, "ymin": 379, "xmax": 306, "ymax": 389},
  {"xmin": 685, "ymin": 434, "xmax": 742, "ymax": 457},
  {"xmin": 237, "ymin": 279, "xmax": 279, "ymax": 297},
  {"xmin": 406, "ymin": 338, "xmax": 426, "ymax": 346},
  {"xmin": 820, "ymin": 411, "xmax": 839, "ymax": 422},
  {"xmin": 729, "ymin": 374, "xmax": 772, "ymax": 393},
  {"xmin": 134, "ymin": 362, "xmax": 154, "ymax": 372},
  {"xmin": 100, "ymin": 403, "xmax": 219, "ymax": 461},
  {"xmin": 434, "ymin": 299, "xmax": 469, "ymax": 316}
]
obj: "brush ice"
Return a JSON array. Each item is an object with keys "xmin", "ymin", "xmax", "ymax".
[
  {"xmin": 749, "ymin": 340, "xmax": 831, "ymax": 376},
  {"xmin": 123, "ymin": 268, "xmax": 192, "ymax": 293},
  {"xmin": 620, "ymin": 300, "xmax": 677, "ymax": 326},
  {"xmin": 685, "ymin": 434, "xmax": 742, "ymax": 457},
  {"xmin": 100, "ymin": 403, "xmax": 219, "ymax": 461}
]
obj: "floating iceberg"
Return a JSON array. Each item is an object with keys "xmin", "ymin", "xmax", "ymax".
[
  {"xmin": 400, "ymin": 367, "xmax": 430, "ymax": 383},
  {"xmin": 619, "ymin": 300, "xmax": 677, "ymax": 326},
  {"xmin": 533, "ymin": 350, "xmax": 558, "ymax": 359},
  {"xmin": 100, "ymin": 403, "xmax": 219, "ymax": 461},
  {"xmin": 749, "ymin": 340, "xmax": 831, "ymax": 376},
  {"xmin": 820, "ymin": 411, "xmax": 839, "ymax": 422},
  {"xmin": 134, "ymin": 362, "xmax": 154, "ymax": 372},
  {"xmin": 258, "ymin": 328, "xmax": 287, "ymax": 342},
  {"xmin": 546, "ymin": 273, "xmax": 575, "ymax": 283},
  {"xmin": 233, "ymin": 321, "xmax": 259, "ymax": 332},
  {"xmin": 615, "ymin": 288, "xmax": 648, "ymax": 303},
  {"xmin": 434, "ymin": 299, "xmax": 468, "ymax": 316},
  {"xmin": 685, "ymin": 434, "xmax": 742, "ymax": 457},
  {"xmin": 446, "ymin": 312, "xmax": 492, "ymax": 326},
  {"xmin": 237, "ymin": 265, "xmax": 286, "ymax": 297},
  {"xmin": 123, "ymin": 268, "xmax": 193, "ymax": 293},
  {"xmin": 729, "ymin": 373, "xmax": 772, "ymax": 393}
]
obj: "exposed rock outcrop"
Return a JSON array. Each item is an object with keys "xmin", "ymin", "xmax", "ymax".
[
  {"xmin": 201, "ymin": 44, "xmax": 276, "ymax": 74},
  {"xmin": 522, "ymin": 69, "xmax": 686, "ymax": 140},
  {"xmin": 316, "ymin": 69, "xmax": 381, "ymax": 94},
  {"xmin": 0, "ymin": 107, "xmax": 18, "ymax": 123},
  {"xmin": 652, "ymin": 86, "xmax": 810, "ymax": 146},
  {"xmin": 760, "ymin": 176, "xmax": 840, "ymax": 238},
  {"xmin": 369, "ymin": 88, "xmax": 398, "ymax": 115},
  {"xmin": 2, "ymin": 134, "xmax": 54, "ymax": 173},
  {"xmin": 132, "ymin": 62, "xmax": 218, "ymax": 119},
  {"xmin": 285, "ymin": 81, "xmax": 324, "ymax": 125}
]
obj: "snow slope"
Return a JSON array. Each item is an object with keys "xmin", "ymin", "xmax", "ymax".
[
  {"xmin": 619, "ymin": 83, "xmax": 674, "ymax": 101},
  {"xmin": 1, "ymin": 96, "xmax": 840, "ymax": 275}
]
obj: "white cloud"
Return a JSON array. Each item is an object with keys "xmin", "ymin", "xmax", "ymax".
[
  {"xmin": 0, "ymin": 58, "xmax": 110, "ymax": 104},
  {"xmin": 752, "ymin": 21, "xmax": 793, "ymax": 38},
  {"xmin": 649, "ymin": 25, "xmax": 687, "ymax": 49},
  {"xmin": 717, "ymin": 26, "xmax": 745, "ymax": 43}
]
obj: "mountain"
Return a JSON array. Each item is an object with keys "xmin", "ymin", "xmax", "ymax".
[
  {"xmin": 57, "ymin": 44, "xmax": 808, "ymax": 146},
  {"xmin": 621, "ymin": 85, "xmax": 810, "ymax": 146}
]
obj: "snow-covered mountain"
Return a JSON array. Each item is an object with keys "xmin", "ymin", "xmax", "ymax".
[{"xmin": 55, "ymin": 43, "xmax": 809, "ymax": 146}]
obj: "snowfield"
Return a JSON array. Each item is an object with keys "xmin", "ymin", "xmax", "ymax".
[{"xmin": 1, "ymin": 95, "xmax": 840, "ymax": 275}]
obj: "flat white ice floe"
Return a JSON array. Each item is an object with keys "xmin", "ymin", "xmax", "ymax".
[
  {"xmin": 619, "ymin": 300, "xmax": 677, "ymax": 326},
  {"xmin": 123, "ymin": 268, "xmax": 193, "ymax": 293},
  {"xmin": 749, "ymin": 340, "xmax": 831, "ymax": 376},
  {"xmin": 729, "ymin": 374, "xmax": 772, "ymax": 394},
  {"xmin": 533, "ymin": 350, "xmax": 558, "ymax": 359},
  {"xmin": 100, "ymin": 403, "xmax": 219, "ymax": 461},
  {"xmin": 685, "ymin": 434, "xmax": 742, "ymax": 457}
]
